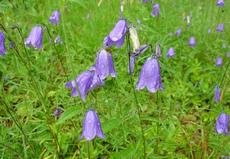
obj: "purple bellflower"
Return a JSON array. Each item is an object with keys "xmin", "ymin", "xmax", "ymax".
[
  {"xmin": 167, "ymin": 47, "xmax": 175, "ymax": 57},
  {"xmin": 25, "ymin": 26, "xmax": 43, "ymax": 49},
  {"xmin": 49, "ymin": 10, "xmax": 60, "ymax": 25},
  {"xmin": 151, "ymin": 4, "xmax": 160, "ymax": 17},
  {"xmin": 66, "ymin": 71, "xmax": 93, "ymax": 101},
  {"xmin": 95, "ymin": 49, "xmax": 116, "ymax": 80},
  {"xmin": 81, "ymin": 109, "xmax": 105, "ymax": 141},
  {"xmin": 65, "ymin": 80, "xmax": 78, "ymax": 97},
  {"xmin": 104, "ymin": 19, "xmax": 127, "ymax": 48},
  {"xmin": 75, "ymin": 71, "xmax": 94, "ymax": 101},
  {"xmin": 216, "ymin": 57, "xmax": 222, "ymax": 67},
  {"xmin": 136, "ymin": 56, "xmax": 163, "ymax": 93},
  {"xmin": 216, "ymin": 113, "xmax": 229, "ymax": 135},
  {"xmin": 214, "ymin": 85, "xmax": 221, "ymax": 102},
  {"xmin": 0, "ymin": 32, "xmax": 6, "ymax": 55},
  {"xmin": 189, "ymin": 36, "xmax": 196, "ymax": 47},
  {"xmin": 208, "ymin": 28, "xmax": 211, "ymax": 34},
  {"xmin": 176, "ymin": 28, "xmax": 182, "ymax": 37},
  {"xmin": 89, "ymin": 65, "xmax": 104, "ymax": 89},
  {"xmin": 216, "ymin": 23, "xmax": 224, "ymax": 32},
  {"xmin": 216, "ymin": 0, "xmax": 224, "ymax": 7},
  {"xmin": 128, "ymin": 44, "xmax": 149, "ymax": 74}
]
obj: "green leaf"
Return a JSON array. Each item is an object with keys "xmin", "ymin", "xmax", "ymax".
[{"xmin": 56, "ymin": 106, "xmax": 80, "ymax": 125}]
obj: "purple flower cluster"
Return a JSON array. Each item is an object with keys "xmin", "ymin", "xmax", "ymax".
[{"xmin": 66, "ymin": 49, "xmax": 115, "ymax": 102}]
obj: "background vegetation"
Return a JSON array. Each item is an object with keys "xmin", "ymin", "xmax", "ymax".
[{"xmin": 0, "ymin": 0, "xmax": 229, "ymax": 158}]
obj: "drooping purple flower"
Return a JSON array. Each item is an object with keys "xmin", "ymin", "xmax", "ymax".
[
  {"xmin": 49, "ymin": 10, "xmax": 60, "ymax": 25},
  {"xmin": 53, "ymin": 108, "xmax": 63, "ymax": 117},
  {"xmin": 128, "ymin": 54, "xmax": 136, "ymax": 74},
  {"xmin": 65, "ymin": 80, "xmax": 78, "ymax": 97},
  {"xmin": 176, "ymin": 28, "xmax": 182, "ymax": 37},
  {"xmin": 75, "ymin": 71, "xmax": 94, "ymax": 101},
  {"xmin": 0, "ymin": 32, "xmax": 6, "ymax": 55},
  {"xmin": 151, "ymin": 4, "xmax": 160, "ymax": 17},
  {"xmin": 216, "ymin": 113, "xmax": 229, "ymax": 135},
  {"xmin": 88, "ymin": 66, "xmax": 104, "ymax": 89},
  {"xmin": 54, "ymin": 35, "xmax": 63, "ymax": 44},
  {"xmin": 216, "ymin": 57, "xmax": 222, "ymax": 67},
  {"xmin": 104, "ymin": 19, "xmax": 127, "ymax": 48},
  {"xmin": 81, "ymin": 109, "xmax": 105, "ymax": 141},
  {"xmin": 214, "ymin": 85, "xmax": 221, "ymax": 102},
  {"xmin": 95, "ymin": 49, "xmax": 116, "ymax": 80},
  {"xmin": 24, "ymin": 26, "xmax": 43, "ymax": 49},
  {"xmin": 167, "ymin": 47, "xmax": 175, "ymax": 57},
  {"xmin": 216, "ymin": 0, "xmax": 224, "ymax": 7},
  {"xmin": 133, "ymin": 44, "xmax": 149, "ymax": 57},
  {"xmin": 216, "ymin": 23, "xmax": 224, "ymax": 32},
  {"xmin": 136, "ymin": 57, "xmax": 163, "ymax": 93},
  {"xmin": 128, "ymin": 44, "xmax": 149, "ymax": 74},
  {"xmin": 208, "ymin": 28, "xmax": 211, "ymax": 34},
  {"xmin": 189, "ymin": 36, "xmax": 196, "ymax": 47}
]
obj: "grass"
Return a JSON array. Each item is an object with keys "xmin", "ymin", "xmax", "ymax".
[{"xmin": 0, "ymin": 0, "xmax": 230, "ymax": 158}]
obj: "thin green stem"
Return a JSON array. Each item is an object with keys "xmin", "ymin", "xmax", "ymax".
[
  {"xmin": 10, "ymin": 25, "xmax": 63, "ymax": 158},
  {"xmin": 87, "ymin": 141, "xmax": 90, "ymax": 159},
  {"xmin": 1, "ymin": 100, "xmax": 28, "ymax": 159},
  {"xmin": 126, "ymin": 29, "xmax": 146, "ymax": 159},
  {"xmin": 42, "ymin": 24, "xmax": 67, "ymax": 77}
]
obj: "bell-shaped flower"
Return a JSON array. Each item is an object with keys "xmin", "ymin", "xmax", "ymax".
[
  {"xmin": 65, "ymin": 80, "xmax": 78, "ymax": 97},
  {"xmin": 129, "ymin": 26, "xmax": 140, "ymax": 51},
  {"xmin": 95, "ymin": 49, "xmax": 116, "ymax": 80},
  {"xmin": 128, "ymin": 44, "xmax": 149, "ymax": 74},
  {"xmin": 136, "ymin": 56, "xmax": 163, "ymax": 93},
  {"xmin": 25, "ymin": 26, "xmax": 43, "ymax": 49},
  {"xmin": 216, "ymin": 0, "xmax": 224, "ymax": 7},
  {"xmin": 208, "ymin": 28, "xmax": 211, "ymax": 34},
  {"xmin": 76, "ymin": 71, "xmax": 94, "ymax": 101},
  {"xmin": 189, "ymin": 36, "xmax": 196, "ymax": 47},
  {"xmin": 151, "ymin": 4, "xmax": 160, "ymax": 17},
  {"xmin": 66, "ymin": 71, "xmax": 94, "ymax": 101},
  {"xmin": 176, "ymin": 28, "xmax": 182, "ymax": 37},
  {"xmin": 167, "ymin": 47, "xmax": 175, "ymax": 57},
  {"xmin": 214, "ymin": 85, "xmax": 221, "ymax": 102},
  {"xmin": 89, "ymin": 66, "xmax": 104, "ymax": 89},
  {"xmin": 81, "ymin": 109, "xmax": 105, "ymax": 141},
  {"xmin": 0, "ymin": 32, "xmax": 6, "ymax": 55},
  {"xmin": 216, "ymin": 112, "xmax": 229, "ymax": 135},
  {"xmin": 49, "ymin": 10, "xmax": 60, "ymax": 25},
  {"xmin": 104, "ymin": 19, "xmax": 127, "ymax": 48},
  {"xmin": 216, "ymin": 23, "xmax": 224, "ymax": 32},
  {"xmin": 216, "ymin": 57, "xmax": 222, "ymax": 67}
]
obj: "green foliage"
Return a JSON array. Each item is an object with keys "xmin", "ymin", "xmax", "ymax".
[{"xmin": 0, "ymin": 0, "xmax": 230, "ymax": 158}]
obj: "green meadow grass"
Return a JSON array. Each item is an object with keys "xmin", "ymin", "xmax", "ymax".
[{"xmin": 0, "ymin": 0, "xmax": 229, "ymax": 158}]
